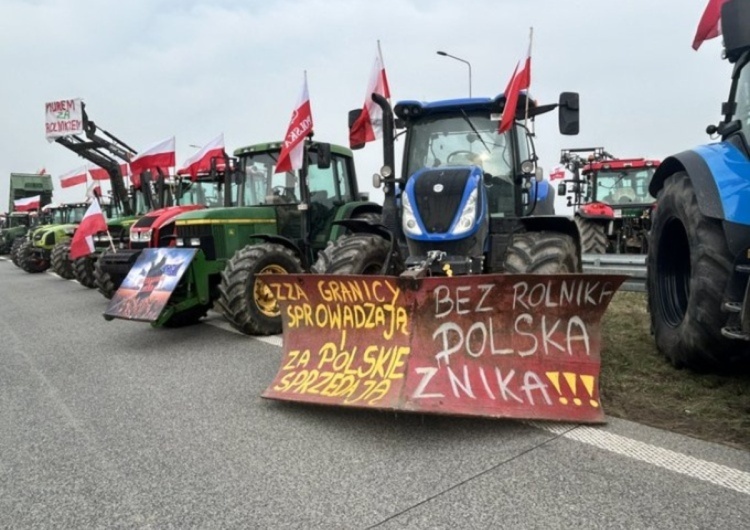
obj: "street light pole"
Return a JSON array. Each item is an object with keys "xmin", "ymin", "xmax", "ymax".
[{"xmin": 437, "ymin": 50, "xmax": 472, "ymax": 97}]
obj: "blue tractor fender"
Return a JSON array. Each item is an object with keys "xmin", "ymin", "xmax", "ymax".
[{"xmin": 649, "ymin": 141, "xmax": 750, "ymax": 226}]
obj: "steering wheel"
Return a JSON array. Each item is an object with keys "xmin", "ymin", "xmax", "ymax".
[
  {"xmin": 447, "ymin": 150, "xmax": 478, "ymax": 165},
  {"xmin": 272, "ymin": 185, "xmax": 296, "ymax": 202}
]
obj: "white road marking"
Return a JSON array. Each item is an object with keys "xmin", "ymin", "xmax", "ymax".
[{"xmin": 527, "ymin": 421, "xmax": 750, "ymax": 495}]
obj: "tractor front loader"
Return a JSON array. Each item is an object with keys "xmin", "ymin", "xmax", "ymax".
[{"xmin": 262, "ymin": 91, "xmax": 626, "ymax": 423}]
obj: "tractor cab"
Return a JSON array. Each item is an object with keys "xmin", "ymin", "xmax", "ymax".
[{"xmin": 587, "ymin": 160, "xmax": 658, "ymax": 209}]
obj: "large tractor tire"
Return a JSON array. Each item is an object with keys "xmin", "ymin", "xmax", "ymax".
[
  {"xmin": 575, "ymin": 216, "xmax": 608, "ymax": 254},
  {"xmin": 312, "ymin": 233, "xmax": 397, "ymax": 275},
  {"xmin": 94, "ymin": 254, "xmax": 119, "ymax": 299},
  {"xmin": 18, "ymin": 240, "xmax": 48, "ymax": 273},
  {"xmin": 218, "ymin": 243, "xmax": 303, "ymax": 335},
  {"xmin": 72, "ymin": 256, "xmax": 97, "ymax": 288},
  {"xmin": 503, "ymin": 231, "xmax": 579, "ymax": 273},
  {"xmin": 10, "ymin": 238, "xmax": 25, "ymax": 267},
  {"xmin": 50, "ymin": 242, "xmax": 74, "ymax": 279},
  {"xmin": 646, "ymin": 172, "xmax": 747, "ymax": 371}
]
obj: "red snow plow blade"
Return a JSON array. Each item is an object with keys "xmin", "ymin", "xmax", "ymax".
[{"xmin": 262, "ymin": 273, "xmax": 626, "ymax": 424}]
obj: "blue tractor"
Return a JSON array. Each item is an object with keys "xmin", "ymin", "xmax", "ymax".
[
  {"xmin": 314, "ymin": 91, "xmax": 581, "ymax": 277},
  {"xmin": 647, "ymin": 0, "xmax": 750, "ymax": 371}
]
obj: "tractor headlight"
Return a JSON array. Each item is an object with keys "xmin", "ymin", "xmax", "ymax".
[
  {"xmin": 451, "ymin": 188, "xmax": 478, "ymax": 236},
  {"xmin": 401, "ymin": 193, "xmax": 422, "ymax": 236},
  {"xmin": 189, "ymin": 237, "xmax": 201, "ymax": 246},
  {"xmin": 176, "ymin": 238, "xmax": 185, "ymax": 247},
  {"xmin": 130, "ymin": 228, "xmax": 152, "ymax": 243}
]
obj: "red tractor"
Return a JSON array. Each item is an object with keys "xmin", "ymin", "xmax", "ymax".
[{"xmin": 557, "ymin": 147, "xmax": 660, "ymax": 254}]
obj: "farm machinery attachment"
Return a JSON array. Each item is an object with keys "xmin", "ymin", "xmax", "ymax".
[{"xmin": 263, "ymin": 91, "xmax": 626, "ymax": 423}]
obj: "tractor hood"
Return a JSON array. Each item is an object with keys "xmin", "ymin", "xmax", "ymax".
[
  {"xmin": 173, "ymin": 205, "xmax": 276, "ymax": 224},
  {"xmin": 130, "ymin": 205, "xmax": 205, "ymax": 232}
]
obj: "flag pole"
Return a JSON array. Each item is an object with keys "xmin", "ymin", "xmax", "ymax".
[{"xmin": 524, "ymin": 26, "xmax": 534, "ymax": 130}]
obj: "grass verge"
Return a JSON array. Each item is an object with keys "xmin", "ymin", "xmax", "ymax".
[{"xmin": 600, "ymin": 291, "xmax": 750, "ymax": 451}]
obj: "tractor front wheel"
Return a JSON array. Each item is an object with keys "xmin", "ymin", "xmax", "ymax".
[
  {"xmin": 575, "ymin": 216, "xmax": 608, "ymax": 254},
  {"xmin": 218, "ymin": 243, "xmax": 302, "ymax": 335},
  {"xmin": 51, "ymin": 241, "xmax": 74, "ymax": 279},
  {"xmin": 10, "ymin": 238, "xmax": 25, "ymax": 267},
  {"xmin": 94, "ymin": 252, "xmax": 120, "ymax": 299},
  {"xmin": 503, "ymin": 231, "xmax": 579, "ymax": 273},
  {"xmin": 73, "ymin": 256, "xmax": 98, "ymax": 288},
  {"xmin": 647, "ymin": 172, "xmax": 746, "ymax": 371},
  {"xmin": 18, "ymin": 240, "xmax": 49, "ymax": 273},
  {"xmin": 312, "ymin": 234, "xmax": 396, "ymax": 274}
]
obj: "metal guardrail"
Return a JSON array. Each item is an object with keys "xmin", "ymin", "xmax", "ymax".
[{"xmin": 581, "ymin": 253, "xmax": 647, "ymax": 293}]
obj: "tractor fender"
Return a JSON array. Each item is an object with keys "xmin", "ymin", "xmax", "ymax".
[
  {"xmin": 519, "ymin": 215, "xmax": 583, "ymax": 262},
  {"xmin": 331, "ymin": 219, "xmax": 394, "ymax": 241},
  {"xmin": 648, "ymin": 143, "xmax": 750, "ymax": 224},
  {"xmin": 248, "ymin": 234, "xmax": 302, "ymax": 259}
]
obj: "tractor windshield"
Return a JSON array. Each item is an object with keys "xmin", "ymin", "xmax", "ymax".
[
  {"xmin": 70, "ymin": 206, "xmax": 88, "ymax": 223},
  {"xmin": 240, "ymin": 151, "xmax": 299, "ymax": 206},
  {"xmin": 179, "ymin": 179, "xmax": 224, "ymax": 207},
  {"xmin": 405, "ymin": 114, "xmax": 514, "ymax": 183},
  {"xmin": 593, "ymin": 168, "xmax": 655, "ymax": 205},
  {"xmin": 8, "ymin": 215, "xmax": 29, "ymax": 228},
  {"xmin": 52, "ymin": 208, "xmax": 66, "ymax": 224},
  {"xmin": 733, "ymin": 59, "xmax": 750, "ymax": 144}
]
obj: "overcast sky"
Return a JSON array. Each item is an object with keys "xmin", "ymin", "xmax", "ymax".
[{"xmin": 0, "ymin": 0, "xmax": 732, "ymax": 214}]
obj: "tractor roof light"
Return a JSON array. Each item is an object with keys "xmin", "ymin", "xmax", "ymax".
[
  {"xmin": 380, "ymin": 165, "xmax": 393, "ymax": 178},
  {"xmin": 372, "ymin": 173, "xmax": 382, "ymax": 189}
]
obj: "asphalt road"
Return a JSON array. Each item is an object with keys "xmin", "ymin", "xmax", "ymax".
[{"xmin": 1, "ymin": 257, "xmax": 749, "ymax": 529}]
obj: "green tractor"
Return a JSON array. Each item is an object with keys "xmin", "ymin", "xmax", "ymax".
[
  {"xmin": 18, "ymin": 203, "xmax": 88, "ymax": 274},
  {"xmin": 105, "ymin": 140, "xmax": 380, "ymax": 331},
  {"xmin": 1, "ymin": 211, "xmax": 34, "ymax": 257}
]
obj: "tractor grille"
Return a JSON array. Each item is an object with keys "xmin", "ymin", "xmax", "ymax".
[
  {"xmin": 176, "ymin": 223, "xmax": 215, "ymax": 260},
  {"xmin": 413, "ymin": 169, "xmax": 471, "ymax": 233}
]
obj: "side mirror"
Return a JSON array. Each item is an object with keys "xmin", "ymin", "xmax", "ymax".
[
  {"xmin": 348, "ymin": 109, "xmax": 365, "ymax": 150},
  {"xmin": 557, "ymin": 182, "xmax": 567, "ymax": 196},
  {"xmin": 316, "ymin": 143, "xmax": 331, "ymax": 169},
  {"xmin": 558, "ymin": 92, "xmax": 580, "ymax": 135},
  {"xmin": 723, "ymin": 0, "xmax": 750, "ymax": 62}
]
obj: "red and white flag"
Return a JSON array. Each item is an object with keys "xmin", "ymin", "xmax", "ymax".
[
  {"xmin": 693, "ymin": 0, "xmax": 728, "ymax": 50},
  {"xmin": 14, "ymin": 195, "xmax": 41, "ymax": 212},
  {"xmin": 59, "ymin": 166, "xmax": 88, "ymax": 188},
  {"xmin": 37, "ymin": 167, "xmax": 47, "ymax": 175},
  {"xmin": 69, "ymin": 200, "xmax": 109, "ymax": 260},
  {"xmin": 276, "ymin": 73, "xmax": 314, "ymax": 173},
  {"xmin": 349, "ymin": 43, "xmax": 391, "ymax": 148},
  {"xmin": 88, "ymin": 163, "xmax": 130, "ymax": 181},
  {"xmin": 549, "ymin": 167, "xmax": 567, "ymax": 181},
  {"xmin": 130, "ymin": 136, "xmax": 176, "ymax": 179},
  {"xmin": 498, "ymin": 36, "xmax": 532, "ymax": 134},
  {"xmin": 178, "ymin": 134, "xmax": 225, "ymax": 179},
  {"xmin": 85, "ymin": 181, "xmax": 102, "ymax": 199}
]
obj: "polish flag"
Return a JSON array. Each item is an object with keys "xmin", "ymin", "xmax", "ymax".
[
  {"xmin": 88, "ymin": 163, "xmax": 130, "ymax": 181},
  {"xmin": 349, "ymin": 43, "xmax": 391, "ymax": 149},
  {"xmin": 276, "ymin": 73, "xmax": 313, "ymax": 173},
  {"xmin": 693, "ymin": 0, "xmax": 728, "ymax": 50},
  {"xmin": 85, "ymin": 181, "xmax": 102, "ymax": 199},
  {"xmin": 59, "ymin": 166, "xmax": 88, "ymax": 188},
  {"xmin": 498, "ymin": 40, "xmax": 532, "ymax": 134},
  {"xmin": 130, "ymin": 136, "xmax": 176, "ymax": 178},
  {"xmin": 549, "ymin": 167, "xmax": 566, "ymax": 181},
  {"xmin": 14, "ymin": 195, "xmax": 41, "ymax": 212},
  {"xmin": 69, "ymin": 200, "xmax": 109, "ymax": 260},
  {"xmin": 178, "ymin": 134, "xmax": 225, "ymax": 179},
  {"xmin": 37, "ymin": 167, "xmax": 47, "ymax": 175}
]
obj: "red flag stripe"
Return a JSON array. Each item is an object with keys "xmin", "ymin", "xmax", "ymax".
[
  {"xmin": 59, "ymin": 167, "xmax": 88, "ymax": 188},
  {"xmin": 498, "ymin": 47, "xmax": 531, "ymax": 135},
  {"xmin": 276, "ymin": 76, "xmax": 313, "ymax": 174},
  {"xmin": 349, "ymin": 47, "xmax": 391, "ymax": 149},
  {"xmin": 69, "ymin": 201, "xmax": 109, "ymax": 260},
  {"xmin": 14, "ymin": 195, "xmax": 41, "ymax": 211},
  {"xmin": 177, "ymin": 134, "xmax": 225, "ymax": 179},
  {"xmin": 693, "ymin": 0, "xmax": 728, "ymax": 50}
]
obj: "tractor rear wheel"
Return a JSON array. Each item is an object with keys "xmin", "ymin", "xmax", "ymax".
[
  {"xmin": 503, "ymin": 231, "xmax": 579, "ymax": 273},
  {"xmin": 94, "ymin": 252, "xmax": 119, "ymax": 299},
  {"xmin": 18, "ymin": 240, "xmax": 48, "ymax": 273},
  {"xmin": 10, "ymin": 238, "xmax": 25, "ymax": 267},
  {"xmin": 218, "ymin": 243, "xmax": 302, "ymax": 335},
  {"xmin": 73, "ymin": 256, "xmax": 97, "ymax": 288},
  {"xmin": 647, "ymin": 172, "xmax": 746, "ymax": 371},
  {"xmin": 312, "ymin": 234, "xmax": 397, "ymax": 274},
  {"xmin": 575, "ymin": 216, "xmax": 608, "ymax": 254},
  {"xmin": 50, "ymin": 242, "xmax": 74, "ymax": 279}
]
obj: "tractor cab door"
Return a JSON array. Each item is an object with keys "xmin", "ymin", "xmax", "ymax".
[{"xmin": 307, "ymin": 152, "xmax": 355, "ymax": 251}]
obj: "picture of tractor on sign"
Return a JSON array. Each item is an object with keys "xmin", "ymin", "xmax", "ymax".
[
  {"xmin": 104, "ymin": 141, "xmax": 380, "ymax": 331},
  {"xmin": 647, "ymin": 0, "xmax": 750, "ymax": 372},
  {"xmin": 94, "ymin": 154, "xmax": 237, "ymax": 300},
  {"xmin": 262, "ymin": 91, "xmax": 627, "ymax": 423},
  {"xmin": 557, "ymin": 147, "xmax": 660, "ymax": 254}
]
